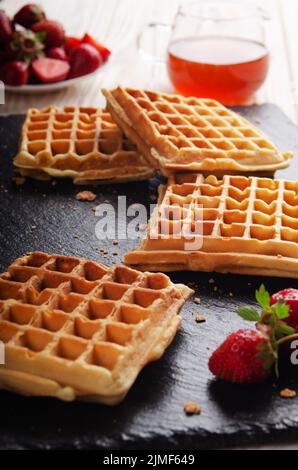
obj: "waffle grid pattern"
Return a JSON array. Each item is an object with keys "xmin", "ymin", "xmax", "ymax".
[
  {"xmin": 125, "ymin": 174, "xmax": 298, "ymax": 276},
  {"xmin": 158, "ymin": 174, "xmax": 298, "ymax": 243},
  {"xmin": 104, "ymin": 87, "xmax": 291, "ymax": 175},
  {"xmin": 0, "ymin": 253, "xmax": 192, "ymax": 403},
  {"xmin": 123, "ymin": 89, "xmax": 275, "ymax": 153},
  {"xmin": 13, "ymin": 106, "xmax": 154, "ymax": 184}
]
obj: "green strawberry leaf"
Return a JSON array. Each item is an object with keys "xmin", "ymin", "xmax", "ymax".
[
  {"xmin": 35, "ymin": 31, "xmax": 47, "ymax": 42},
  {"xmin": 272, "ymin": 299, "xmax": 290, "ymax": 319},
  {"xmin": 268, "ymin": 314, "xmax": 276, "ymax": 330},
  {"xmin": 276, "ymin": 320, "xmax": 296, "ymax": 336},
  {"xmin": 255, "ymin": 284, "xmax": 271, "ymax": 311},
  {"xmin": 236, "ymin": 306, "xmax": 261, "ymax": 322},
  {"xmin": 256, "ymin": 341, "xmax": 269, "ymax": 353},
  {"xmin": 255, "ymin": 341, "xmax": 276, "ymax": 370},
  {"xmin": 255, "ymin": 350, "xmax": 268, "ymax": 360},
  {"xmin": 263, "ymin": 356, "xmax": 276, "ymax": 370}
]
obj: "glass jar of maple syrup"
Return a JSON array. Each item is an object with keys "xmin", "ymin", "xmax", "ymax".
[{"xmin": 138, "ymin": 1, "xmax": 270, "ymax": 105}]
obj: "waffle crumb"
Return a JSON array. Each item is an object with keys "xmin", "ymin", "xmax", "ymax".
[
  {"xmin": 280, "ymin": 388, "xmax": 296, "ymax": 398},
  {"xmin": 31, "ymin": 225, "xmax": 37, "ymax": 230},
  {"xmin": 194, "ymin": 297, "xmax": 201, "ymax": 305},
  {"xmin": 13, "ymin": 177, "xmax": 25, "ymax": 185},
  {"xmin": 92, "ymin": 206, "xmax": 97, "ymax": 212},
  {"xmin": 184, "ymin": 401, "xmax": 201, "ymax": 415},
  {"xmin": 112, "ymin": 240, "xmax": 119, "ymax": 245},
  {"xmin": 195, "ymin": 315, "xmax": 206, "ymax": 323},
  {"xmin": 75, "ymin": 191, "xmax": 96, "ymax": 202}
]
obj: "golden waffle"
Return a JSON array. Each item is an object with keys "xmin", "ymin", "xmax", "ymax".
[
  {"xmin": 13, "ymin": 106, "xmax": 155, "ymax": 184},
  {"xmin": 125, "ymin": 174, "xmax": 298, "ymax": 278},
  {"xmin": 0, "ymin": 252, "xmax": 192, "ymax": 404},
  {"xmin": 103, "ymin": 87, "xmax": 292, "ymax": 177}
]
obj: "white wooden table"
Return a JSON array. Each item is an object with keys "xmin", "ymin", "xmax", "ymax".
[{"xmin": 1, "ymin": 0, "xmax": 298, "ymax": 124}]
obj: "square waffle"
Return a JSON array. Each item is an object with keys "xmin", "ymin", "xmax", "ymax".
[
  {"xmin": 13, "ymin": 106, "xmax": 155, "ymax": 184},
  {"xmin": 103, "ymin": 87, "xmax": 292, "ymax": 177},
  {"xmin": 0, "ymin": 252, "xmax": 193, "ymax": 404},
  {"xmin": 125, "ymin": 173, "xmax": 298, "ymax": 278}
]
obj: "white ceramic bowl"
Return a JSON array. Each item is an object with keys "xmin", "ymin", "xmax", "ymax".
[{"xmin": 4, "ymin": 65, "xmax": 105, "ymax": 94}]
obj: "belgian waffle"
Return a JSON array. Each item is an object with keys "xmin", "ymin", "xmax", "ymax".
[
  {"xmin": 13, "ymin": 106, "xmax": 155, "ymax": 184},
  {"xmin": 0, "ymin": 252, "xmax": 192, "ymax": 404},
  {"xmin": 103, "ymin": 87, "xmax": 292, "ymax": 177},
  {"xmin": 125, "ymin": 174, "xmax": 298, "ymax": 278}
]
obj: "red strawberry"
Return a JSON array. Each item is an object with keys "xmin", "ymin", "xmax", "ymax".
[
  {"xmin": 47, "ymin": 47, "xmax": 68, "ymax": 61},
  {"xmin": 13, "ymin": 4, "xmax": 46, "ymax": 28},
  {"xmin": 271, "ymin": 288, "xmax": 298, "ymax": 331},
  {"xmin": 0, "ymin": 10, "xmax": 13, "ymax": 44},
  {"xmin": 82, "ymin": 33, "xmax": 111, "ymax": 62},
  {"xmin": 65, "ymin": 36, "xmax": 81, "ymax": 56},
  {"xmin": 68, "ymin": 43, "xmax": 102, "ymax": 78},
  {"xmin": 0, "ymin": 60, "xmax": 29, "ymax": 86},
  {"xmin": 32, "ymin": 20, "xmax": 65, "ymax": 48},
  {"xmin": 0, "ymin": 42, "xmax": 18, "ymax": 64},
  {"xmin": 208, "ymin": 329, "xmax": 270, "ymax": 384},
  {"xmin": 32, "ymin": 57, "xmax": 70, "ymax": 83}
]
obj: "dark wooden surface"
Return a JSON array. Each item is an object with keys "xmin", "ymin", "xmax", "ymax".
[{"xmin": 0, "ymin": 105, "xmax": 298, "ymax": 449}]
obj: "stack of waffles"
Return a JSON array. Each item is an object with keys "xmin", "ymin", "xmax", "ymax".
[
  {"xmin": 0, "ymin": 252, "xmax": 193, "ymax": 404},
  {"xmin": 14, "ymin": 89, "xmax": 292, "ymax": 184},
  {"xmin": 103, "ymin": 87, "xmax": 298, "ymax": 278},
  {"xmin": 13, "ymin": 106, "xmax": 155, "ymax": 184}
]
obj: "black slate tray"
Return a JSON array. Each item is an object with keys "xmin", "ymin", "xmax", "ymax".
[{"xmin": 1, "ymin": 105, "xmax": 298, "ymax": 450}]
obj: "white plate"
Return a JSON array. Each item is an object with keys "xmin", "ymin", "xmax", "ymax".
[{"xmin": 4, "ymin": 65, "xmax": 105, "ymax": 94}]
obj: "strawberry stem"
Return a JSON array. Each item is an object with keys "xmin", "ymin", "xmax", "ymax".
[{"xmin": 276, "ymin": 333, "xmax": 298, "ymax": 346}]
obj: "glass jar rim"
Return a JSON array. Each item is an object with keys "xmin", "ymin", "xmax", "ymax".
[{"xmin": 178, "ymin": 0, "xmax": 264, "ymax": 21}]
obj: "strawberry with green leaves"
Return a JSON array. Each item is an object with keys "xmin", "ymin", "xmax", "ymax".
[
  {"xmin": 10, "ymin": 29, "xmax": 45, "ymax": 63},
  {"xmin": 209, "ymin": 285, "xmax": 298, "ymax": 384}
]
